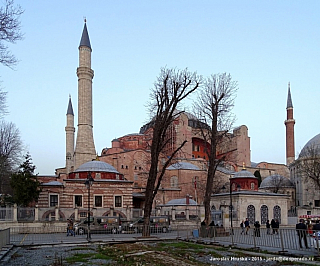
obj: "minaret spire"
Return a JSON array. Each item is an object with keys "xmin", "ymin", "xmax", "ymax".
[
  {"xmin": 284, "ymin": 82, "xmax": 295, "ymax": 165},
  {"xmin": 74, "ymin": 21, "xmax": 96, "ymax": 169},
  {"xmin": 65, "ymin": 95, "xmax": 75, "ymax": 174}
]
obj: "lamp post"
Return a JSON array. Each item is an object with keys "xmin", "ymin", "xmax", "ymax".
[
  {"xmin": 85, "ymin": 172, "xmax": 94, "ymax": 241},
  {"xmin": 222, "ymin": 181, "xmax": 240, "ymax": 235}
]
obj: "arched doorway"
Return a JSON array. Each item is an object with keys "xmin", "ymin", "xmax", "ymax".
[
  {"xmin": 260, "ymin": 205, "xmax": 268, "ymax": 224},
  {"xmin": 247, "ymin": 205, "xmax": 255, "ymax": 224}
]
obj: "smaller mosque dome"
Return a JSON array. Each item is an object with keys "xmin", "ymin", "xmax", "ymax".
[
  {"xmin": 167, "ymin": 162, "xmax": 200, "ymax": 171},
  {"xmin": 259, "ymin": 174, "xmax": 294, "ymax": 189},
  {"xmin": 75, "ymin": 160, "xmax": 119, "ymax": 173},
  {"xmin": 233, "ymin": 168, "xmax": 256, "ymax": 179},
  {"xmin": 299, "ymin": 133, "xmax": 320, "ymax": 158}
]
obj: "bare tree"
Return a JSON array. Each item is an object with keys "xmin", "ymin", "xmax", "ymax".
[
  {"xmin": 0, "ymin": 120, "xmax": 24, "ymax": 194},
  {"xmin": 143, "ymin": 67, "xmax": 202, "ymax": 236},
  {"xmin": 297, "ymin": 144, "xmax": 320, "ymax": 190},
  {"xmin": 193, "ymin": 73, "xmax": 237, "ymax": 225},
  {"xmin": 0, "ymin": 84, "xmax": 7, "ymax": 118},
  {"xmin": 0, "ymin": 0, "xmax": 24, "ymax": 68},
  {"xmin": 268, "ymin": 174, "xmax": 287, "ymax": 193}
]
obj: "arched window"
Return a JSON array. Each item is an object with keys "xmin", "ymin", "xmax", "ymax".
[
  {"xmin": 250, "ymin": 182, "xmax": 255, "ymax": 190},
  {"xmin": 260, "ymin": 205, "xmax": 268, "ymax": 224},
  {"xmin": 170, "ymin": 176, "xmax": 178, "ymax": 188},
  {"xmin": 273, "ymin": 205, "xmax": 281, "ymax": 224},
  {"xmin": 247, "ymin": 205, "xmax": 255, "ymax": 224}
]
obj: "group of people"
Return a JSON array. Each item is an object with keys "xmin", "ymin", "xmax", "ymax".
[
  {"xmin": 240, "ymin": 218, "xmax": 251, "ymax": 235},
  {"xmin": 240, "ymin": 218, "xmax": 280, "ymax": 236},
  {"xmin": 295, "ymin": 219, "xmax": 320, "ymax": 249},
  {"xmin": 266, "ymin": 219, "xmax": 280, "ymax": 235},
  {"xmin": 67, "ymin": 219, "xmax": 75, "ymax": 237}
]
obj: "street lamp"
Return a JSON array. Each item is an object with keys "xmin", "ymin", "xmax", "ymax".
[
  {"xmin": 222, "ymin": 181, "xmax": 241, "ymax": 234},
  {"xmin": 85, "ymin": 172, "xmax": 94, "ymax": 241}
]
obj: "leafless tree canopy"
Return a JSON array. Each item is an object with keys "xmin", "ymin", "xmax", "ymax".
[
  {"xmin": 194, "ymin": 73, "xmax": 237, "ymax": 136},
  {"xmin": 0, "ymin": 120, "xmax": 24, "ymax": 194},
  {"xmin": 268, "ymin": 174, "xmax": 287, "ymax": 193},
  {"xmin": 193, "ymin": 73, "xmax": 238, "ymax": 225},
  {"xmin": 0, "ymin": 85, "xmax": 7, "ymax": 117},
  {"xmin": 298, "ymin": 144, "xmax": 320, "ymax": 189},
  {"xmin": 0, "ymin": 0, "xmax": 24, "ymax": 68},
  {"xmin": 143, "ymin": 67, "xmax": 202, "ymax": 235}
]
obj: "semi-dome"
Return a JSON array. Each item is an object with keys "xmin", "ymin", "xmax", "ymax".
[
  {"xmin": 167, "ymin": 162, "xmax": 200, "ymax": 171},
  {"xmin": 259, "ymin": 174, "xmax": 294, "ymax": 189},
  {"xmin": 299, "ymin": 133, "xmax": 320, "ymax": 158},
  {"xmin": 233, "ymin": 168, "xmax": 256, "ymax": 179},
  {"xmin": 75, "ymin": 160, "xmax": 119, "ymax": 173}
]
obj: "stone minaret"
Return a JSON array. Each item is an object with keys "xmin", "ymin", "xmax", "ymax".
[
  {"xmin": 65, "ymin": 95, "xmax": 75, "ymax": 174},
  {"xmin": 284, "ymin": 82, "xmax": 295, "ymax": 165},
  {"xmin": 74, "ymin": 22, "xmax": 96, "ymax": 169}
]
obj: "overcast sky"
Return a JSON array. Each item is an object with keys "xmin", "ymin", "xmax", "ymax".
[{"xmin": 2, "ymin": 0, "xmax": 320, "ymax": 175}]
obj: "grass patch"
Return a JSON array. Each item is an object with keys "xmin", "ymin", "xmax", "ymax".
[{"xmin": 65, "ymin": 252, "xmax": 93, "ymax": 263}]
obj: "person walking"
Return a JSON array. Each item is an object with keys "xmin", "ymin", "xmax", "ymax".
[
  {"xmin": 296, "ymin": 219, "xmax": 309, "ymax": 249},
  {"xmin": 240, "ymin": 220, "xmax": 245, "ymax": 235},
  {"xmin": 67, "ymin": 219, "xmax": 75, "ymax": 237},
  {"xmin": 244, "ymin": 218, "xmax": 250, "ymax": 235},
  {"xmin": 266, "ymin": 220, "xmax": 271, "ymax": 235}
]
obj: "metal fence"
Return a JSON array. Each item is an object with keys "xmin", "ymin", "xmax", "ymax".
[
  {"xmin": 5, "ymin": 224, "xmax": 320, "ymax": 256},
  {"xmin": 197, "ymin": 226, "xmax": 320, "ymax": 255},
  {"xmin": 0, "ymin": 228, "xmax": 10, "ymax": 249},
  {"xmin": 0, "ymin": 207, "xmax": 13, "ymax": 221}
]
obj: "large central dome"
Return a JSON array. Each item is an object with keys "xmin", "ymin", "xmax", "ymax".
[{"xmin": 299, "ymin": 133, "xmax": 320, "ymax": 158}]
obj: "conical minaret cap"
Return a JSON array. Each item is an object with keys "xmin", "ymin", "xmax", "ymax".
[
  {"xmin": 79, "ymin": 21, "xmax": 91, "ymax": 49},
  {"xmin": 67, "ymin": 95, "xmax": 74, "ymax": 116},
  {"xmin": 287, "ymin": 82, "xmax": 293, "ymax": 108}
]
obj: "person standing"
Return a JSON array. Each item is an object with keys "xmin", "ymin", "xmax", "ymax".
[
  {"xmin": 296, "ymin": 219, "xmax": 309, "ymax": 249},
  {"xmin": 240, "ymin": 220, "xmax": 245, "ymax": 235},
  {"xmin": 254, "ymin": 221, "xmax": 261, "ymax": 237},
  {"xmin": 275, "ymin": 219, "xmax": 279, "ymax": 234},
  {"xmin": 266, "ymin": 220, "xmax": 271, "ymax": 235},
  {"xmin": 271, "ymin": 219, "xmax": 276, "ymax": 234},
  {"xmin": 244, "ymin": 218, "xmax": 250, "ymax": 235}
]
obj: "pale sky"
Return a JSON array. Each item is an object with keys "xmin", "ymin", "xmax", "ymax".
[{"xmin": 1, "ymin": 0, "xmax": 320, "ymax": 175}]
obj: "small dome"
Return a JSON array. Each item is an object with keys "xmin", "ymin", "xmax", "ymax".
[
  {"xmin": 167, "ymin": 162, "xmax": 200, "ymax": 171},
  {"xmin": 299, "ymin": 133, "xmax": 320, "ymax": 158},
  {"xmin": 166, "ymin": 198, "xmax": 197, "ymax": 206},
  {"xmin": 233, "ymin": 168, "xmax": 256, "ymax": 179},
  {"xmin": 259, "ymin": 174, "xmax": 294, "ymax": 189},
  {"xmin": 75, "ymin": 161, "xmax": 119, "ymax": 173}
]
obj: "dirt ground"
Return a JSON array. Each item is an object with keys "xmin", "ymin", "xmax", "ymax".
[{"xmin": 1, "ymin": 240, "xmax": 315, "ymax": 265}]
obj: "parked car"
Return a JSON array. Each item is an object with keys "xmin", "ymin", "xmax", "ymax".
[
  {"xmin": 74, "ymin": 216, "xmax": 121, "ymax": 235},
  {"xmin": 123, "ymin": 216, "xmax": 171, "ymax": 233}
]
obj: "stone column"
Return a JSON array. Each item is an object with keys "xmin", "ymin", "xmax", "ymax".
[
  {"xmin": 34, "ymin": 205, "xmax": 39, "ymax": 221},
  {"xmin": 55, "ymin": 206, "xmax": 59, "ymax": 221},
  {"xmin": 186, "ymin": 208, "xmax": 190, "ymax": 220},
  {"xmin": 13, "ymin": 204, "xmax": 17, "ymax": 222},
  {"xmin": 74, "ymin": 207, "xmax": 79, "ymax": 221},
  {"xmin": 171, "ymin": 208, "xmax": 176, "ymax": 221}
]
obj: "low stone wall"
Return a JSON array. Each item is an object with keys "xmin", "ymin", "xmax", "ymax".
[{"xmin": 0, "ymin": 221, "xmax": 66, "ymax": 232}]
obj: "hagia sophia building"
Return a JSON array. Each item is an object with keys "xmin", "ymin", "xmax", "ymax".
[{"xmin": 36, "ymin": 22, "xmax": 320, "ymax": 225}]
